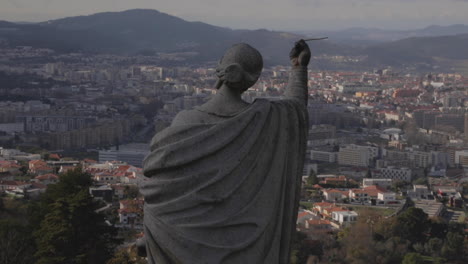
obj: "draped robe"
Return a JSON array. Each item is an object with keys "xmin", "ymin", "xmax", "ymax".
[{"xmin": 140, "ymin": 98, "xmax": 308, "ymax": 264}]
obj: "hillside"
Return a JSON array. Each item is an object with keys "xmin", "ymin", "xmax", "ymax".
[
  {"xmin": 0, "ymin": 10, "xmax": 467, "ymax": 68},
  {"xmin": 364, "ymin": 34, "xmax": 468, "ymax": 66},
  {"xmin": 300, "ymin": 24, "xmax": 468, "ymax": 46},
  {"xmin": 0, "ymin": 9, "xmax": 354, "ymax": 65}
]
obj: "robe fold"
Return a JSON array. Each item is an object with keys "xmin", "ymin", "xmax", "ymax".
[{"xmin": 140, "ymin": 98, "xmax": 308, "ymax": 264}]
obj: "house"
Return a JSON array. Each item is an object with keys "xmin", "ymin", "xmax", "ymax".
[
  {"xmin": 323, "ymin": 206, "xmax": 349, "ymax": 219},
  {"xmin": 323, "ymin": 189, "xmax": 349, "ymax": 202},
  {"xmin": 29, "ymin": 160, "xmax": 48, "ymax": 173},
  {"xmin": 377, "ymin": 191, "xmax": 397, "ymax": 205},
  {"xmin": 118, "ymin": 199, "xmax": 144, "ymax": 226},
  {"xmin": 35, "ymin": 165, "xmax": 55, "ymax": 175},
  {"xmin": 349, "ymin": 185, "xmax": 385, "ymax": 204},
  {"xmin": 89, "ymin": 185, "xmax": 114, "ymax": 202},
  {"xmin": 305, "ymin": 219, "xmax": 334, "ymax": 231},
  {"xmin": 111, "ymin": 184, "xmax": 127, "ymax": 199},
  {"xmin": 0, "ymin": 180, "xmax": 31, "ymax": 192},
  {"xmin": 119, "ymin": 207, "xmax": 143, "ymax": 226},
  {"xmin": 58, "ymin": 165, "xmax": 76, "ymax": 174},
  {"xmin": 123, "ymin": 172, "xmax": 139, "ymax": 184},
  {"xmin": 94, "ymin": 172, "xmax": 121, "ymax": 184},
  {"xmin": 407, "ymin": 185, "xmax": 432, "ymax": 200},
  {"xmin": 332, "ymin": 211, "xmax": 358, "ymax": 227},
  {"xmin": 0, "ymin": 160, "xmax": 21, "ymax": 175},
  {"xmin": 297, "ymin": 210, "xmax": 317, "ymax": 228},
  {"xmin": 312, "ymin": 202, "xmax": 335, "ymax": 216},
  {"xmin": 34, "ymin": 173, "xmax": 59, "ymax": 185}
]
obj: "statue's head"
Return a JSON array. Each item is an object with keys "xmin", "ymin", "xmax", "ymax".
[{"xmin": 215, "ymin": 43, "xmax": 263, "ymax": 92}]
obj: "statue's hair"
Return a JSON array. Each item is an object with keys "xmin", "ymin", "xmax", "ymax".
[{"xmin": 215, "ymin": 43, "xmax": 263, "ymax": 92}]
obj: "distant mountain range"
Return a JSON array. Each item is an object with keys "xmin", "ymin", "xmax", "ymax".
[
  {"xmin": 364, "ymin": 34, "xmax": 468, "ymax": 66},
  {"xmin": 299, "ymin": 24, "xmax": 468, "ymax": 46},
  {"xmin": 0, "ymin": 9, "xmax": 341, "ymax": 65},
  {"xmin": 0, "ymin": 9, "xmax": 468, "ymax": 68}
]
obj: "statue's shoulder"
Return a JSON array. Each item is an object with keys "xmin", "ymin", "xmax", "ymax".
[
  {"xmin": 171, "ymin": 109, "xmax": 203, "ymax": 126},
  {"xmin": 171, "ymin": 109, "xmax": 226, "ymax": 126}
]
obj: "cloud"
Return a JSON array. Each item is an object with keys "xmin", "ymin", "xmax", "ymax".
[
  {"xmin": 5, "ymin": 0, "xmax": 22, "ymax": 8},
  {"xmin": 1, "ymin": 0, "xmax": 468, "ymax": 30}
]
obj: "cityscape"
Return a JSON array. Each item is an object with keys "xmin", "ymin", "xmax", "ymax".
[{"xmin": 1, "ymin": 6, "xmax": 468, "ymax": 264}]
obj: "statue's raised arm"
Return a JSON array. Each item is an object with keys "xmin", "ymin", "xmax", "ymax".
[
  {"xmin": 285, "ymin": 39, "xmax": 311, "ymax": 105},
  {"xmin": 139, "ymin": 42, "xmax": 309, "ymax": 264}
]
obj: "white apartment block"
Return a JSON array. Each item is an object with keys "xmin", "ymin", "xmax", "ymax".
[
  {"xmin": 98, "ymin": 143, "xmax": 149, "ymax": 167},
  {"xmin": 338, "ymin": 144, "xmax": 378, "ymax": 167},
  {"xmin": 362, "ymin": 178, "xmax": 393, "ymax": 188},
  {"xmin": 409, "ymin": 151, "xmax": 432, "ymax": 168},
  {"xmin": 455, "ymin": 150, "xmax": 468, "ymax": 167},
  {"xmin": 310, "ymin": 150, "xmax": 337, "ymax": 163},
  {"xmin": 379, "ymin": 167, "xmax": 412, "ymax": 182}
]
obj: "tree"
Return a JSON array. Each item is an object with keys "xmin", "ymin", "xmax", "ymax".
[
  {"xmin": 33, "ymin": 168, "xmax": 120, "ymax": 264},
  {"xmin": 307, "ymin": 170, "xmax": 318, "ymax": 186},
  {"xmin": 424, "ymin": 238, "xmax": 443, "ymax": 257},
  {"xmin": 402, "ymin": 253, "xmax": 425, "ymax": 264},
  {"xmin": 441, "ymin": 232, "xmax": 464, "ymax": 260},
  {"xmin": 391, "ymin": 180, "xmax": 407, "ymax": 193},
  {"xmin": 0, "ymin": 219, "xmax": 35, "ymax": 264},
  {"xmin": 124, "ymin": 185, "xmax": 140, "ymax": 199},
  {"xmin": 394, "ymin": 207, "xmax": 429, "ymax": 244},
  {"xmin": 413, "ymin": 177, "xmax": 428, "ymax": 185},
  {"xmin": 290, "ymin": 231, "xmax": 322, "ymax": 264},
  {"xmin": 106, "ymin": 245, "xmax": 148, "ymax": 264},
  {"xmin": 19, "ymin": 165, "xmax": 28, "ymax": 175}
]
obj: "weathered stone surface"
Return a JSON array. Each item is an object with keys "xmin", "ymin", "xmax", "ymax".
[{"xmin": 139, "ymin": 41, "xmax": 310, "ymax": 264}]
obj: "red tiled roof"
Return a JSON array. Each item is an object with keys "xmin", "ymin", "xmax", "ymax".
[
  {"xmin": 298, "ymin": 211, "xmax": 312, "ymax": 219},
  {"xmin": 49, "ymin": 154, "xmax": 61, "ymax": 160},
  {"xmin": 35, "ymin": 165, "xmax": 53, "ymax": 171},
  {"xmin": 30, "ymin": 160, "xmax": 47, "ymax": 166},
  {"xmin": 0, "ymin": 180, "xmax": 28, "ymax": 186},
  {"xmin": 35, "ymin": 174, "xmax": 59, "ymax": 180},
  {"xmin": 118, "ymin": 208, "xmax": 143, "ymax": 214},
  {"xmin": 117, "ymin": 165, "xmax": 131, "ymax": 171}
]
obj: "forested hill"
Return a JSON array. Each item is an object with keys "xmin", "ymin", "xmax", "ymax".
[{"xmin": 0, "ymin": 9, "xmax": 468, "ymax": 67}]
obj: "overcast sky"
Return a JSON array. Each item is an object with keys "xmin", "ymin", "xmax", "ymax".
[{"xmin": 2, "ymin": 0, "xmax": 468, "ymax": 31}]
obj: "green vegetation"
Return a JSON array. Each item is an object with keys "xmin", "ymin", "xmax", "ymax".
[
  {"xmin": 299, "ymin": 201, "xmax": 314, "ymax": 209},
  {"xmin": 294, "ymin": 207, "xmax": 468, "ymax": 263},
  {"xmin": 290, "ymin": 231, "xmax": 322, "ymax": 264},
  {"xmin": 0, "ymin": 168, "xmax": 121, "ymax": 264},
  {"xmin": 307, "ymin": 170, "xmax": 319, "ymax": 186},
  {"xmin": 349, "ymin": 205, "xmax": 396, "ymax": 217},
  {"xmin": 106, "ymin": 245, "xmax": 146, "ymax": 264}
]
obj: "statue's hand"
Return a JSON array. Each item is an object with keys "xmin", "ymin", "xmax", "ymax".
[{"xmin": 289, "ymin": 39, "xmax": 311, "ymax": 67}]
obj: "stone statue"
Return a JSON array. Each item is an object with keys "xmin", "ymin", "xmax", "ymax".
[{"xmin": 138, "ymin": 40, "xmax": 311, "ymax": 264}]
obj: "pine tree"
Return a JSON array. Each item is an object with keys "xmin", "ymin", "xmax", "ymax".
[
  {"xmin": 33, "ymin": 168, "xmax": 120, "ymax": 264},
  {"xmin": 307, "ymin": 170, "xmax": 318, "ymax": 186}
]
